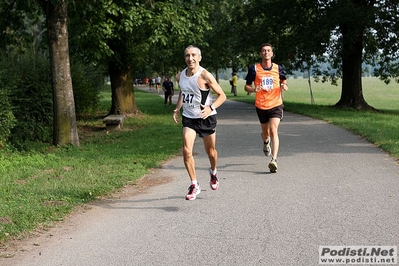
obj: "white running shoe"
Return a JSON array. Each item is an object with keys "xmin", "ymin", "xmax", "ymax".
[
  {"xmin": 263, "ymin": 138, "xmax": 271, "ymax": 157},
  {"xmin": 268, "ymin": 159, "xmax": 277, "ymax": 173},
  {"xmin": 186, "ymin": 183, "xmax": 201, "ymax": 200},
  {"xmin": 210, "ymin": 174, "xmax": 219, "ymax": 190}
]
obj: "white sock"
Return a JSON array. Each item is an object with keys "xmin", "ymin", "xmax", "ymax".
[
  {"xmin": 191, "ymin": 180, "xmax": 198, "ymax": 186},
  {"xmin": 210, "ymin": 168, "xmax": 217, "ymax": 175}
]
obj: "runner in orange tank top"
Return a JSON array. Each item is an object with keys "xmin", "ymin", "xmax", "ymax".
[{"xmin": 244, "ymin": 43, "xmax": 288, "ymax": 173}]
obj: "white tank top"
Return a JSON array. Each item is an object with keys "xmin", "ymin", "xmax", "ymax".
[{"xmin": 179, "ymin": 66, "xmax": 216, "ymax": 119}]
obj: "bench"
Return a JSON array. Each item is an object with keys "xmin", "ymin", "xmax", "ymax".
[{"xmin": 103, "ymin": 115, "xmax": 125, "ymax": 131}]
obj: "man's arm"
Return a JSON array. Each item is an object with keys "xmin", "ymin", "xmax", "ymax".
[
  {"xmin": 279, "ymin": 65, "xmax": 288, "ymax": 91},
  {"xmin": 173, "ymin": 73, "xmax": 183, "ymax": 123},
  {"xmin": 201, "ymin": 70, "xmax": 226, "ymax": 110},
  {"xmin": 244, "ymin": 65, "xmax": 260, "ymax": 93}
]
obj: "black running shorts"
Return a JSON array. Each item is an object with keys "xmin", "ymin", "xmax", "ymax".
[
  {"xmin": 182, "ymin": 115, "xmax": 217, "ymax": 137},
  {"xmin": 256, "ymin": 104, "xmax": 284, "ymax": 124}
]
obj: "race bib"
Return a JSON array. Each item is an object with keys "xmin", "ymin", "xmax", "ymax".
[{"xmin": 261, "ymin": 77, "xmax": 273, "ymax": 92}]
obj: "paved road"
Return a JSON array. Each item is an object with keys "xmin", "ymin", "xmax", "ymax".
[{"xmin": 2, "ymin": 90, "xmax": 398, "ymax": 266}]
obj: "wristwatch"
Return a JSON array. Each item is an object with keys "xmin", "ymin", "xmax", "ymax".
[{"xmin": 210, "ymin": 104, "xmax": 216, "ymax": 111}]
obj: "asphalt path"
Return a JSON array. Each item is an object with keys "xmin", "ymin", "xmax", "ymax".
[{"xmin": 2, "ymin": 88, "xmax": 398, "ymax": 266}]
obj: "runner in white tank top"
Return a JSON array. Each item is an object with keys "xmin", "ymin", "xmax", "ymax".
[
  {"xmin": 173, "ymin": 45, "xmax": 226, "ymax": 200},
  {"xmin": 178, "ymin": 66, "xmax": 217, "ymax": 119}
]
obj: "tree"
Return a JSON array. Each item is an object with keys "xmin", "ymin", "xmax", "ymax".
[
  {"xmin": 201, "ymin": 0, "xmax": 235, "ymax": 81},
  {"xmin": 0, "ymin": 0, "xmax": 79, "ymax": 146},
  {"xmin": 37, "ymin": 0, "xmax": 79, "ymax": 146},
  {"xmin": 69, "ymin": 0, "xmax": 212, "ymax": 116},
  {"xmin": 231, "ymin": 0, "xmax": 399, "ymax": 110},
  {"xmin": 0, "ymin": 0, "xmax": 40, "ymax": 53}
]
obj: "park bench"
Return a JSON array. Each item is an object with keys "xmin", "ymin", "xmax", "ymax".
[{"xmin": 103, "ymin": 115, "xmax": 125, "ymax": 131}]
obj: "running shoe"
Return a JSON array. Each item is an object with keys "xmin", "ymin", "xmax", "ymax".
[
  {"xmin": 263, "ymin": 138, "xmax": 271, "ymax": 157},
  {"xmin": 210, "ymin": 173, "xmax": 219, "ymax": 190},
  {"xmin": 186, "ymin": 183, "xmax": 201, "ymax": 200},
  {"xmin": 268, "ymin": 159, "xmax": 277, "ymax": 173}
]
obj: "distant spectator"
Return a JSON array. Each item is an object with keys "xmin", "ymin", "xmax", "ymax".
[
  {"xmin": 162, "ymin": 75, "xmax": 174, "ymax": 106},
  {"xmin": 155, "ymin": 75, "xmax": 161, "ymax": 92},
  {"xmin": 230, "ymin": 72, "xmax": 238, "ymax": 96},
  {"xmin": 149, "ymin": 78, "xmax": 154, "ymax": 90}
]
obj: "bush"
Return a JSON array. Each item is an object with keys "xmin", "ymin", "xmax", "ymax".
[
  {"xmin": 0, "ymin": 50, "xmax": 104, "ymax": 149},
  {"xmin": 71, "ymin": 58, "xmax": 104, "ymax": 117},
  {"xmin": 1, "ymin": 52, "xmax": 53, "ymax": 149},
  {"xmin": 0, "ymin": 76, "xmax": 16, "ymax": 148}
]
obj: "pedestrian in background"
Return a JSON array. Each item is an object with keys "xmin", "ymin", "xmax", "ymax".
[
  {"xmin": 162, "ymin": 75, "xmax": 174, "ymax": 106},
  {"xmin": 155, "ymin": 75, "xmax": 161, "ymax": 92},
  {"xmin": 231, "ymin": 71, "xmax": 238, "ymax": 96}
]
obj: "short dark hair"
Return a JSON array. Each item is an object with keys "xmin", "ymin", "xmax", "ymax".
[{"xmin": 260, "ymin": 43, "xmax": 273, "ymax": 52}]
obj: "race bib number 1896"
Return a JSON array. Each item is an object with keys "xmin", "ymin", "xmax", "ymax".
[{"xmin": 261, "ymin": 77, "xmax": 273, "ymax": 91}]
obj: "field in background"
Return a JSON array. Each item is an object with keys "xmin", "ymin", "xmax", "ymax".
[{"xmin": 220, "ymin": 76, "xmax": 399, "ymax": 111}]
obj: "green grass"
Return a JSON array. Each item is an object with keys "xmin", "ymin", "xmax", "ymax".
[
  {"xmin": 0, "ymin": 89, "xmax": 183, "ymax": 246},
  {"xmin": 0, "ymin": 76, "xmax": 398, "ymax": 248},
  {"xmin": 221, "ymin": 76, "xmax": 399, "ymax": 110},
  {"xmin": 219, "ymin": 76, "xmax": 399, "ymax": 159}
]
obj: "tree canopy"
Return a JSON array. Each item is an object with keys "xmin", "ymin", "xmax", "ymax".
[
  {"xmin": 2, "ymin": 0, "xmax": 399, "ymax": 146},
  {"xmin": 231, "ymin": 0, "xmax": 399, "ymax": 109},
  {"xmin": 68, "ymin": 0, "xmax": 212, "ymax": 115}
]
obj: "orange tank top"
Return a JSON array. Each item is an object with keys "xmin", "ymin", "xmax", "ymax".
[{"xmin": 254, "ymin": 63, "xmax": 283, "ymax": 110}]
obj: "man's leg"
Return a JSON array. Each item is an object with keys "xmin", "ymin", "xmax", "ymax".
[
  {"xmin": 168, "ymin": 94, "xmax": 172, "ymax": 105},
  {"xmin": 182, "ymin": 127, "xmax": 197, "ymax": 181},
  {"xmin": 260, "ymin": 125, "xmax": 269, "ymax": 143},
  {"xmin": 261, "ymin": 118, "xmax": 281, "ymax": 173},
  {"xmin": 261, "ymin": 118, "xmax": 280, "ymax": 158},
  {"xmin": 203, "ymin": 133, "xmax": 219, "ymax": 190},
  {"xmin": 268, "ymin": 118, "xmax": 281, "ymax": 160},
  {"xmin": 203, "ymin": 133, "xmax": 217, "ymax": 171},
  {"xmin": 183, "ymin": 127, "xmax": 202, "ymax": 200},
  {"xmin": 261, "ymin": 124, "xmax": 271, "ymax": 157}
]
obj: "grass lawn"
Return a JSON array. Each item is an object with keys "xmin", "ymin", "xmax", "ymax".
[
  {"xmin": 0, "ymin": 76, "xmax": 398, "ymax": 248},
  {"xmin": 0, "ymin": 89, "xmax": 183, "ymax": 246},
  {"xmin": 221, "ymin": 76, "xmax": 399, "ymax": 110}
]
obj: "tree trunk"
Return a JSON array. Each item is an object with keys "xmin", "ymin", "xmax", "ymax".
[
  {"xmin": 215, "ymin": 69, "xmax": 219, "ymax": 83},
  {"xmin": 335, "ymin": 4, "xmax": 374, "ymax": 111},
  {"xmin": 38, "ymin": 0, "xmax": 80, "ymax": 146},
  {"xmin": 108, "ymin": 62, "xmax": 139, "ymax": 116}
]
